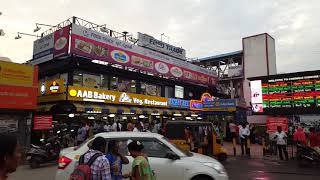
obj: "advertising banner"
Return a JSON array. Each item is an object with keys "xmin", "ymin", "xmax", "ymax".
[
  {"xmin": 53, "ymin": 26, "xmax": 70, "ymax": 58},
  {"xmin": 168, "ymin": 98, "xmax": 190, "ymax": 109},
  {"xmin": 137, "ymin": 32, "xmax": 186, "ymax": 60},
  {"xmin": 68, "ymin": 86, "xmax": 168, "ymax": 107},
  {"xmin": 32, "ymin": 26, "xmax": 70, "ymax": 65},
  {"xmin": 39, "ymin": 79, "xmax": 66, "ymax": 96},
  {"xmin": 266, "ymin": 117, "xmax": 288, "ymax": 133},
  {"xmin": 0, "ymin": 85, "xmax": 37, "ymax": 109},
  {"xmin": 70, "ymin": 24, "xmax": 217, "ymax": 86},
  {"xmin": 0, "ymin": 61, "xmax": 35, "ymax": 87},
  {"xmin": 33, "ymin": 115, "xmax": 53, "ymax": 130},
  {"xmin": 203, "ymin": 99, "xmax": 236, "ymax": 111},
  {"xmin": 228, "ymin": 66, "xmax": 243, "ymax": 77}
]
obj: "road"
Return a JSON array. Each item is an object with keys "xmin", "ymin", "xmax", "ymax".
[{"xmin": 7, "ymin": 158, "xmax": 320, "ymax": 180}]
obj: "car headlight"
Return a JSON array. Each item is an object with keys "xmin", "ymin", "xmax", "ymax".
[{"xmin": 203, "ymin": 162, "xmax": 227, "ymax": 175}]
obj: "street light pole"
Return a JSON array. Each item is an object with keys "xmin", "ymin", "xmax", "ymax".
[{"xmin": 15, "ymin": 32, "xmax": 40, "ymax": 39}]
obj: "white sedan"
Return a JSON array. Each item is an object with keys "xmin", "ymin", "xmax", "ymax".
[{"xmin": 55, "ymin": 132, "xmax": 228, "ymax": 180}]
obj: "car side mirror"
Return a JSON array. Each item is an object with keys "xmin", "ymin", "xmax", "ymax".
[{"xmin": 166, "ymin": 152, "xmax": 180, "ymax": 160}]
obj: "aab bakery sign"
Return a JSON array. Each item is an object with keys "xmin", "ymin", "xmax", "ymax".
[
  {"xmin": 68, "ymin": 86, "xmax": 168, "ymax": 107},
  {"xmin": 190, "ymin": 93, "xmax": 236, "ymax": 112}
]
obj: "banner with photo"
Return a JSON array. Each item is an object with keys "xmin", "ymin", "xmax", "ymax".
[{"xmin": 70, "ymin": 24, "xmax": 217, "ymax": 86}]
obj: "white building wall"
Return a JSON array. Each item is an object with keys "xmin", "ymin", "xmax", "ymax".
[{"xmin": 242, "ymin": 33, "xmax": 277, "ymax": 124}]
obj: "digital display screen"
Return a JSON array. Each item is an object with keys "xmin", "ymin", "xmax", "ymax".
[{"xmin": 251, "ymin": 74, "xmax": 320, "ymax": 114}]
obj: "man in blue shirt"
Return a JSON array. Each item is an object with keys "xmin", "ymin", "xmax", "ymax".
[{"xmin": 106, "ymin": 140, "xmax": 129, "ymax": 180}]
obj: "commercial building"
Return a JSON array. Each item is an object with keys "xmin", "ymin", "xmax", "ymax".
[
  {"xmin": 30, "ymin": 17, "xmax": 224, "ymax": 126},
  {"xmin": 195, "ymin": 33, "xmax": 277, "ymax": 124},
  {"xmin": 0, "ymin": 59, "xmax": 38, "ymax": 147}
]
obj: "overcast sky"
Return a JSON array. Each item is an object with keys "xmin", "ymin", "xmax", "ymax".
[{"xmin": 0, "ymin": 0, "xmax": 319, "ymax": 73}]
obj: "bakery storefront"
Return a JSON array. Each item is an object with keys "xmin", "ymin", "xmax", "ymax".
[{"xmin": 37, "ymin": 84, "xmax": 197, "ymax": 125}]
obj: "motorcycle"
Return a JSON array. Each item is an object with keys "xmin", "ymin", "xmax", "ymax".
[
  {"xmin": 296, "ymin": 143, "xmax": 320, "ymax": 167},
  {"xmin": 26, "ymin": 136, "xmax": 61, "ymax": 168}
]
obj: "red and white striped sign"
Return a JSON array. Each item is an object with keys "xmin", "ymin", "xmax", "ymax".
[{"xmin": 33, "ymin": 115, "xmax": 53, "ymax": 130}]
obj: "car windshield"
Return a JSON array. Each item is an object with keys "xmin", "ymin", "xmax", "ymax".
[{"xmin": 162, "ymin": 137, "xmax": 193, "ymax": 157}]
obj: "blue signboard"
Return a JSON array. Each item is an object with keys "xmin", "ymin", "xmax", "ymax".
[
  {"xmin": 203, "ymin": 99, "xmax": 236, "ymax": 108},
  {"xmin": 169, "ymin": 98, "xmax": 190, "ymax": 109}
]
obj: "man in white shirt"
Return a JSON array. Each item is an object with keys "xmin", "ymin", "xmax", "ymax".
[
  {"xmin": 239, "ymin": 124, "xmax": 250, "ymax": 155},
  {"xmin": 112, "ymin": 121, "xmax": 122, "ymax": 132},
  {"xmin": 273, "ymin": 126, "xmax": 289, "ymax": 160}
]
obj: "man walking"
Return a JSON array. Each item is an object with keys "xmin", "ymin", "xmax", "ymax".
[
  {"xmin": 77, "ymin": 122, "xmax": 87, "ymax": 145},
  {"xmin": 274, "ymin": 126, "xmax": 289, "ymax": 161},
  {"xmin": 239, "ymin": 123, "xmax": 250, "ymax": 155}
]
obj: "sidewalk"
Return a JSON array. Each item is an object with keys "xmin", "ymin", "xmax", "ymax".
[{"xmin": 223, "ymin": 142, "xmax": 296, "ymax": 160}]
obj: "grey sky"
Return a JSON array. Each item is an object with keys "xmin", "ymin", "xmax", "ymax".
[{"xmin": 0, "ymin": 0, "xmax": 319, "ymax": 73}]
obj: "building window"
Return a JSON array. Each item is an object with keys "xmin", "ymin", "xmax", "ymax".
[
  {"xmin": 165, "ymin": 86, "xmax": 174, "ymax": 98},
  {"xmin": 141, "ymin": 82, "xmax": 161, "ymax": 96},
  {"xmin": 111, "ymin": 76, "xmax": 136, "ymax": 93},
  {"xmin": 101, "ymin": 74, "xmax": 109, "ymax": 90},
  {"xmin": 175, "ymin": 85, "xmax": 184, "ymax": 99},
  {"xmin": 83, "ymin": 74, "xmax": 101, "ymax": 88},
  {"xmin": 73, "ymin": 71, "xmax": 83, "ymax": 86}
]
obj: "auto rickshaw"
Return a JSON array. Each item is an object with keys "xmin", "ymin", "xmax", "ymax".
[{"xmin": 165, "ymin": 121, "xmax": 227, "ymax": 161}]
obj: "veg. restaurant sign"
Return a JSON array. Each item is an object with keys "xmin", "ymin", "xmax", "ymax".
[
  {"xmin": 70, "ymin": 24, "xmax": 217, "ymax": 86},
  {"xmin": 190, "ymin": 93, "xmax": 236, "ymax": 112},
  {"xmin": 68, "ymin": 86, "xmax": 168, "ymax": 107}
]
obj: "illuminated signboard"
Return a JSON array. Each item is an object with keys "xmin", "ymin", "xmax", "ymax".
[
  {"xmin": 250, "ymin": 74, "xmax": 320, "ymax": 114},
  {"xmin": 68, "ymin": 86, "xmax": 168, "ymax": 107},
  {"xmin": 190, "ymin": 93, "xmax": 236, "ymax": 112}
]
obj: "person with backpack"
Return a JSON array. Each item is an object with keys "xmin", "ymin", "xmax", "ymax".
[
  {"xmin": 70, "ymin": 137, "xmax": 111, "ymax": 180},
  {"xmin": 106, "ymin": 140, "xmax": 129, "ymax": 180}
]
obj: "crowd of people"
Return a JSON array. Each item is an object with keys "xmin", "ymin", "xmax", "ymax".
[{"xmin": 76, "ymin": 119, "xmax": 165, "ymax": 146}]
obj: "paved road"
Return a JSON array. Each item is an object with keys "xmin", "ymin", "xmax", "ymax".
[
  {"xmin": 7, "ymin": 157, "xmax": 320, "ymax": 180},
  {"xmin": 8, "ymin": 163, "xmax": 57, "ymax": 180},
  {"xmin": 223, "ymin": 157, "xmax": 320, "ymax": 180}
]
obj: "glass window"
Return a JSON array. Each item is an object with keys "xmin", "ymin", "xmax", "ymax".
[
  {"xmin": 111, "ymin": 77, "xmax": 136, "ymax": 93},
  {"xmin": 101, "ymin": 74, "xmax": 109, "ymax": 90},
  {"xmin": 73, "ymin": 71, "xmax": 83, "ymax": 86},
  {"xmin": 106, "ymin": 138, "xmax": 173, "ymax": 158},
  {"xmin": 141, "ymin": 82, "xmax": 161, "ymax": 96},
  {"xmin": 140, "ymin": 139, "xmax": 173, "ymax": 158},
  {"xmin": 175, "ymin": 85, "xmax": 184, "ymax": 99},
  {"xmin": 165, "ymin": 86, "xmax": 174, "ymax": 98},
  {"xmin": 83, "ymin": 74, "xmax": 101, "ymax": 88}
]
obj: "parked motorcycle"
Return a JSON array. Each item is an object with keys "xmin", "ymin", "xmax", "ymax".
[
  {"xmin": 26, "ymin": 136, "xmax": 61, "ymax": 168},
  {"xmin": 296, "ymin": 143, "xmax": 320, "ymax": 167}
]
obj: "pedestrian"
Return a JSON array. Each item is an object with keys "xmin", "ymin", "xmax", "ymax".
[
  {"xmin": 239, "ymin": 123, "xmax": 250, "ymax": 155},
  {"xmin": 0, "ymin": 133, "xmax": 21, "ymax": 180},
  {"xmin": 106, "ymin": 140, "xmax": 129, "ymax": 180},
  {"xmin": 133, "ymin": 122, "xmax": 142, "ymax": 132},
  {"xmin": 293, "ymin": 127, "xmax": 307, "ymax": 145},
  {"xmin": 80, "ymin": 137, "xmax": 111, "ymax": 180},
  {"xmin": 309, "ymin": 127, "xmax": 317, "ymax": 148},
  {"xmin": 77, "ymin": 122, "xmax": 87, "ymax": 145},
  {"xmin": 112, "ymin": 121, "xmax": 122, "ymax": 132},
  {"xmin": 127, "ymin": 120, "xmax": 134, "ymax": 131},
  {"xmin": 127, "ymin": 140, "xmax": 155, "ymax": 180},
  {"xmin": 273, "ymin": 126, "xmax": 289, "ymax": 161},
  {"xmin": 249, "ymin": 124, "xmax": 256, "ymax": 144}
]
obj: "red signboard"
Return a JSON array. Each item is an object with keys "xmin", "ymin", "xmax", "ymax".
[
  {"xmin": 33, "ymin": 115, "xmax": 53, "ymax": 130},
  {"xmin": 70, "ymin": 24, "xmax": 217, "ymax": 86},
  {"xmin": 53, "ymin": 25, "xmax": 70, "ymax": 58},
  {"xmin": 266, "ymin": 117, "xmax": 288, "ymax": 133},
  {"xmin": 0, "ymin": 85, "xmax": 37, "ymax": 109}
]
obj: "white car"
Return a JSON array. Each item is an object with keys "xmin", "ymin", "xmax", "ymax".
[{"xmin": 55, "ymin": 132, "xmax": 228, "ymax": 180}]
